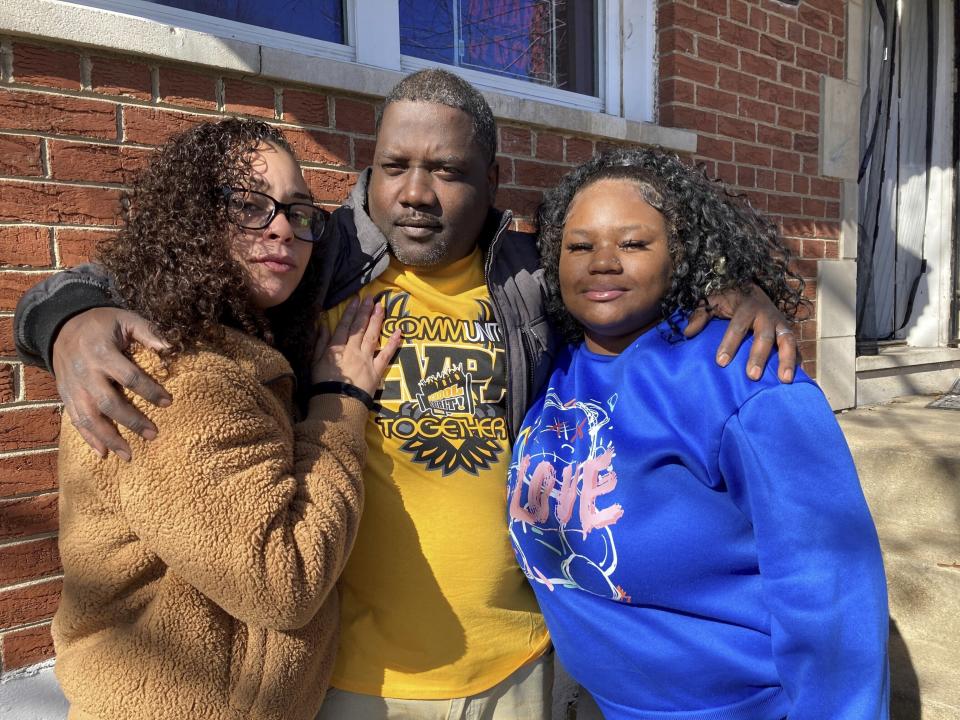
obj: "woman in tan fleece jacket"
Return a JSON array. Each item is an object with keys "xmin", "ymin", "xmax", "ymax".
[{"xmin": 53, "ymin": 118, "xmax": 400, "ymax": 720}]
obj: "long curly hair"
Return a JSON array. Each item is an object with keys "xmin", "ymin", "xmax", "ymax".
[
  {"xmin": 98, "ymin": 118, "xmax": 323, "ymax": 382},
  {"xmin": 537, "ymin": 147, "xmax": 806, "ymax": 343}
]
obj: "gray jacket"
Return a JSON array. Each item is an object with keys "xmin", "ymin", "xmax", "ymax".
[{"xmin": 14, "ymin": 170, "xmax": 558, "ymax": 439}]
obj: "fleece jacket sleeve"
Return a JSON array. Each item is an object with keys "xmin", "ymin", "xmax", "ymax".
[
  {"xmin": 14, "ymin": 263, "xmax": 119, "ymax": 370},
  {"xmin": 116, "ymin": 351, "xmax": 367, "ymax": 632},
  {"xmin": 718, "ymin": 381, "xmax": 890, "ymax": 720}
]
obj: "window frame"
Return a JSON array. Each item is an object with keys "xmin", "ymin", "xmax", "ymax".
[{"xmin": 70, "ymin": 0, "xmax": 655, "ymax": 122}]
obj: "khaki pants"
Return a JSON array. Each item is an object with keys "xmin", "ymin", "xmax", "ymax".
[{"xmin": 316, "ymin": 653, "xmax": 553, "ymax": 720}]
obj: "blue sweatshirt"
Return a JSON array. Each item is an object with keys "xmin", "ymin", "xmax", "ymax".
[{"xmin": 507, "ymin": 319, "xmax": 889, "ymax": 720}]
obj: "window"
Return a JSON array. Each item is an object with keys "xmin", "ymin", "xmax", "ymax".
[
  {"xmin": 144, "ymin": 0, "xmax": 346, "ymax": 44},
  {"xmin": 71, "ymin": 0, "xmax": 655, "ymax": 121}
]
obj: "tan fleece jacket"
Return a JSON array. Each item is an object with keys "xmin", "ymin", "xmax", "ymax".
[{"xmin": 53, "ymin": 328, "xmax": 367, "ymax": 720}]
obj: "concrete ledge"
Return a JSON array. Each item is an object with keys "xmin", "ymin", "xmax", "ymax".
[
  {"xmin": 0, "ymin": 0, "xmax": 698, "ymax": 153},
  {"xmin": 856, "ymin": 346, "xmax": 960, "ymax": 372}
]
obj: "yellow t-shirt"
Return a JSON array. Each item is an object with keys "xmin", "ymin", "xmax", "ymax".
[{"xmin": 325, "ymin": 248, "xmax": 549, "ymax": 699}]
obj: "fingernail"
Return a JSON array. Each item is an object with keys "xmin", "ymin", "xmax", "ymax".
[
  {"xmin": 749, "ymin": 365, "xmax": 762, "ymax": 380},
  {"xmin": 116, "ymin": 449, "xmax": 132, "ymax": 462},
  {"xmin": 158, "ymin": 398, "xmax": 172, "ymax": 407},
  {"xmin": 142, "ymin": 428, "xmax": 158, "ymax": 441},
  {"xmin": 781, "ymin": 368, "xmax": 794, "ymax": 383},
  {"xmin": 717, "ymin": 352, "xmax": 730, "ymax": 366}
]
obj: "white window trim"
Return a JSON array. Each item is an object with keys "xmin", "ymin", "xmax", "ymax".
[
  {"xmin": 1, "ymin": 0, "xmax": 694, "ymax": 151},
  {"xmin": 57, "ymin": 0, "xmax": 655, "ymax": 121}
]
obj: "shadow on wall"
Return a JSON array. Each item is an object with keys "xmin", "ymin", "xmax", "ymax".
[{"xmin": 889, "ymin": 617, "xmax": 921, "ymax": 720}]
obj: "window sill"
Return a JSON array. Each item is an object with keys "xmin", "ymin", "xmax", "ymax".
[{"xmin": 2, "ymin": 0, "xmax": 697, "ymax": 154}]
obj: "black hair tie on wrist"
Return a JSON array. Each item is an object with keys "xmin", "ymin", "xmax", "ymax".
[{"xmin": 309, "ymin": 382, "xmax": 378, "ymax": 411}]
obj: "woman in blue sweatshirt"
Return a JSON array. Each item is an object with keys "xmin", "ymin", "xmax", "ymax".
[{"xmin": 507, "ymin": 148, "xmax": 889, "ymax": 720}]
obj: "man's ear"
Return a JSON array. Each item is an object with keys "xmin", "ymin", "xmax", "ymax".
[{"xmin": 487, "ymin": 160, "xmax": 500, "ymax": 205}]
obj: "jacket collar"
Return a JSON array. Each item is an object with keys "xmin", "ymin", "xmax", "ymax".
[{"xmin": 209, "ymin": 327, "xmax": 295, "ymax": 386}]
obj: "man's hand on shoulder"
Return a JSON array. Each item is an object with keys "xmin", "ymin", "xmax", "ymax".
[
  {"xmin": 684, "ymin": 284, "xmax": 799, "ymax": 384},
  {"xmin": 54, "ymin": 308, "xmax": 172, "ymax": 460}
]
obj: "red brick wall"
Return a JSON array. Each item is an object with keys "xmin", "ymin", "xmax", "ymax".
[
  {"xmin": 0, "ymin": 38, "xmax": 629, "ymax": 674},
  {"xmin": 659, "ymin": 0, "xmax": 848, "ymax": 375}
]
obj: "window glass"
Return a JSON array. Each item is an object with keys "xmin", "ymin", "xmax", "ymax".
[
  {"xmin": 399, "ymin": 0, "xmax": 597, "ymax": 96},
  {"xmin": 144, "ymin": 0, "xmax": 346, "ymax": 44}
]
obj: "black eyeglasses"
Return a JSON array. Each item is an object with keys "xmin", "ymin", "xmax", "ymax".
[{"xmin": 221, "ymin": 186, "xmax": 329, "ymax": 243}]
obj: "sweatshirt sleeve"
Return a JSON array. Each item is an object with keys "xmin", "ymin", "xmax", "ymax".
[
  {"xmin": 115, "ymin": 351, "xmax": 366, "ymax": 631},
  {"xmin": 718, "ymin": 382, "xmax": 889, "ymax": 720},
  {"xmin": 14, "ymin": 263, "xmax": 120, "ymax": 370}
]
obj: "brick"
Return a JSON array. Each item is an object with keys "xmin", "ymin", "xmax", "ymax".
[
  {"xmin": 718, "ymin": 19, "xmax": 759, "ymax": 52},
  {"xmin": 792, "ymin": 174, "xmax": 809, "ymax": 194},
  {"xmin": 759, "ymin": 35, "xmax": 795, "ymax": 63},
  {"xmin": 0, "ymin": 135, "xmax": 43, "ymax": 177},
  {"xmin": 660, "ymin": 105, "xmax": 718, "ymax": 134},
  {"xmin": 13, "ymin": 44, "xmax": 81, "ymax": 91},
  {"xmin": 738, "ymin": 98, "xmax": 776, "ymax": 124},
  {"xmin": 0, "ymin": 578, "xmax": 62, "ymax": 631},
  {"xmin": 718, "ymin": 68, "xmax": 758, "ymax": 96},
  {"xmin": 775, "ymin": 171, "xmax": 792, "ymax": 192},
  {"xmin": 697, "ymin": 136, "xmax": 734, "ymax": 162},
  {"xmin": 809, "ymin": 177, "xmax": 840, "ymax": 198},
  {"xmin": 281, "ymin": 89, "xmax": 329, "ymax": 127},
  {"xmin": 660, "ymin": 77, "xmax": 696, "ymax": 104},
  {"xmin": 0, "ymin": 227, "xmax": 51, "ymax": 267},
  {"xmin": 768, "ymin": 13, "xmax": 787, "ymax": 38},
  {"xmin": 660, "ymin": 54, "xmax": 717, "ymax": 85},
  {"xmin": 48, "ymin": 141, "xmax": 151, "ymax": 184},
  {"xmin": 565, "ymin": 137, "xmax": 594, "ymax": 164},
  {"xmin": 768, "ymin": 193, "xmax": 803, "ymax": 215},
  {"xmin": 799, "ymin": 319, "xmax": 817, "ymax": 341},
  {"xmin": 794, "ymin": 134, "xmax": 818, "ymax": 154},
  {"xmin": 697, "ymin": 0, "xmax": 728, "ymax": 15},
  {"xmin": 802, "ymin": 238, "xmax": 827, "ymax": 257},
  {"xmin": 697, "ymin": 38, "xmax": 739, "ymax": 67},
  {"xmin": 717, "ymin": 115, "xmax": 756, "ymax": 142},
  {"xmin": 798, "ymin": 4, "xmax": 831, "ymax": 32},
  {"xmin": 122, "ymin": 106, "xmax": 209, "ymax": 146},
  {"xmin": 716, "ymin": 162, "xmax": 737, "ymax": 185},
  {"xmin": 333, "ymin": 97, "xmax": 375, "ymax": 135},
  {"xmin": 829, "ymin": 59, "xmax": 844, "ymax": 79},
  {"xmin": 159, "ymin": 67, "xmax": 218, "ymax": 110},
  {"xmin": 696, "ymin": 87, "xmax": 738, "ymax": 114},
  {"xmin": 500, "ymin": 127, "xmax": 532, "ymax": 156},
  {"xmin": 497, "ymin": 157, "xmax": 514, "ymax": 185},
  {"xmin": 0, "ymin": 318, "xmax": 15, "ymax": 358},
  {"xmin": 22, "ymin": 365, "xmax": 58, "ymax": 403},
  {"xmin": 0, "ymin": 493, "xmax": 59, "ymax": 541},
  {"xmin": 2, "ymin": 622, "xmax": 55, "ymax": 671},
  {"xmin": 824, "ymin": 241, "xmax": 840, "ymax": 259},
  {"xmin": 758, "ymin": 80, "xmax": 794, "ymax": 108},
  {"xmin": 660, "ymin": 27, "xmax": 695, "ymax": 54},
  {"xmin": 0, "ymin": 271, "xmax": 51, "ymax": 312},
  {"xmin": 0, "ymin": 537, "xmax": 61, "ymax": 586},
  {"xmin": 796, "ymin": 48, "xmax": 829, "ymax": 75},
  {"xmin": 772, "ymin": 149, "xmax": 801, "ymax": 172},
  {"xmin": 0, "ymin": 451, "xmax": 58, "ymax": 497},
  {"xmin": 91, "ymin": 56, "xmax": 152, "ymax": 100},
  {"xmin": 659, "ymin": 2, "xmax": 718, "ymax": 36},
  {"xmin": 284, "ymin": 128, "xmax": 351, "ymax": 167},
  {"xmin": 729, "ymin": 0, "xmax": 748, "ymax": 23},
  {"xmin": 302, "ymin": 168, "xmax": 357, "ymax": 203},
  {"xmin": 744, "ymin": 189, "xmax": 768, "ymax": 211},
  {"xmin": 758, "ymin": 124, "xmax": 791, "ymax": 148},
  {"xmin": 780, "ymin": 65, "xmax": 804, "ymax": 89},
  {"xmin": 832, "ymin": 14, "xmax": 845, "ymax": 39},
  {"xmin": 803, "ymin": 27, "xmax": 821, "ymax": 51},
  {"xmin": 787, "ymin": 21, "xmax": 804, "ymax": 44},
  {"xmin": 735, "ymin": 142, "xmax": 772, "ymax": 166},
  {"xmin": 513, "ymin": 160, "xmax": 570, "ymax": 188},
  {"xmin": 56, "ymin": 228, "xmax": 113, "ymax": 267},
  {"xmin": 0, "ymin": 406, "xmax": 61, "ymax": 452},
  {"xmin": 777, "ymin": 107, "xmax": 805, "ymax": 130},
  {"xmin": 748, "ymin": 6, "xmax": 767, "ymax": 31},
  {"xmin": 739, "ymin": 51, "xmax": 777, "ymax": 80},
  {"xmin": 0, "ymin": 364, "xmax": 14, "ymax": 403},
  {"xmin": 223, "ymin": 80, "xmax": 276, "ymax": 119},
  {"xmin": 352, "ymin": 138, "xmax": 376, "ymax": 169},
  {"xmin": 737, "ymin": 165, "xmax": 756, "ymax": 187},
  {"xmin": 0, "ymin": 89, "xmax": 117, "ymax": 140},
  {"xmin": 535, "ymin": 132, "xmax": 564, "ymax": 162},
  {"xmin": 496, "ymin": 187, "xmax": 545, "ymax": 218},
  {"xmin": 803, "ymin": 197, "xmax": 827, "ymax": 218},
  {"xmin": 802, "ymin": 155, "xmax": 819, "ymax": 176},
  {"xmin": 756, "ymin": 168, "xmax": 775, "ymax": 189},
  {"xmin": 0, "ymin": 183, "xmax": 121, "ymax": 226}
]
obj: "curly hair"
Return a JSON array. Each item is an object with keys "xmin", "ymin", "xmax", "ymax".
[
  {"xmin": 379, "ymin": 68, "xmax": 497, "ymax": 164},
  {"xmin": 98, "ymin": 117, "xmax": 323, "ymax": 383},
  {"xmin": 537, "ymin": 147, "xmax": 806, "ymax": 343}
]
